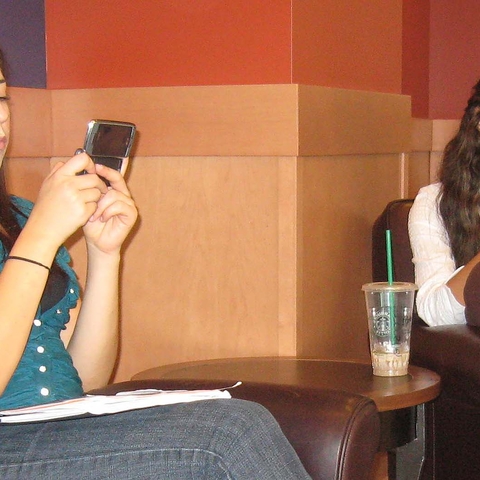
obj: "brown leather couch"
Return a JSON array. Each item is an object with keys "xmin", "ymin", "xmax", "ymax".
[
  {"xmin": 373, "ymin": 199, "xmax": 480, "ymax": 480},
  {"xmin": 93, "ymin": 378, "xmax": 380, "ymax": 480}
]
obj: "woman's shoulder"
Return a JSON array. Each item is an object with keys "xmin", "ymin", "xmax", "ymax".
[
  {"xmin": 410, "ymin": 183, "xmax": 442, "ymax": 224},
  {"xmin": 412, "ymin": 183, "xmax": 441, "ymax": 208},
  {"xmin": 415, "ymin": 182, "xmax": 441, "ymax": 199}
]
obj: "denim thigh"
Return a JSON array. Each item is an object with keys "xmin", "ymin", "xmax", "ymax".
[{"xmin": 0, "ymin": 398, "xmax": 311, "ymax": 479}]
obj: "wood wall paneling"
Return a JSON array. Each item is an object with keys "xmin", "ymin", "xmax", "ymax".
[
  {"xmin": 408, "ymin": 118, "xmax": 461, "ymax": 190},
  {"xmin": 50, "ymin": 85, "xmax": 299, "ymax": 157},
  {"xmin": 8, "ymin": 87, "xmax": 52, "ymax": 157},
  {"xmin": 298, "ymin": 154, "xmax": 404, "ymax": 362},
  {"xmin": 411, "ymin": 118, "xmax": 432, "ymax": 152},
  {"xmin": 298, "ymin": 86, "xmax": 411, "ymax": 156},
  {"xmin": 408, "ymin": 118, "xmax": 434, "ymax": 196},
  {"xmin": 277, "ymin": 156, "xmax": 300, "ymax": 356},
  {"xmin": 116, "ymin": 156, "xmax": 286, "ymax": 380},
  {"xmin": 431, "ymin": 119, "xmax": 459, "ymax": 152},
  {"xmin": 4, "ymin": 157, "xmax": 51, "ymax": 201},
  {"xmin": 5, "ymin": 83, "xmax": 418, "ymax": 382},
  {"xmin": 406, "ymin": 152, "xmax": 431, "ymax": 198}
]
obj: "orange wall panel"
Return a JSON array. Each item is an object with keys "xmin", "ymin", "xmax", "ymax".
[
  {"xmin": 402, "ymin": 0, "xmax": 430, "ymax": 118},
  {"xmin": 292, "ymin": 0, "xmax": 403, "ymax": 93},
  {"xmin": 429, "ymin": 0, "xmax": 480, "ymax": 119},
  {"xmin": 45, "ymin": 0, "xmax": 292, "ymax": 89},
  {"xmin": 45, "ymin": 0, "xmax": 404, "ymax": 94}
]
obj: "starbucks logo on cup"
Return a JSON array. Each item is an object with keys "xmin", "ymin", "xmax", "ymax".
[{"xmin": 373, "ymin": 309, "xmax": 391, "ymax": 337}]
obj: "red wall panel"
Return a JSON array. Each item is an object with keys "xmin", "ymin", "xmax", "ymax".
[
  {"xmin": 39, "ymin": 0, "xmax": 480, "ymax": 117},
  {"xmin": 292, "ymin": 0, "xmax": 403, "ymax": 94},
  {"xmin": 402, "ymin": 0, "xmax": 430, "ymax": 118},
  {"xmin": 46, "ymin": 0, "xmax": 404, "ymax": 95},
  {"xmin": 45, "ymin": 0, "xmax": 292, "ymax": 89},
  {"xmin": 429, "ymin": 0, "xmax": 480, "ymax": 119}
]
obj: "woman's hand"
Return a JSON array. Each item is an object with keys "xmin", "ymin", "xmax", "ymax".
[
  {"xmin": 27, "ymin": 153, "xmax": 108, "ymax": 250},
  {"xmin": 82, "ymin": 162, "xmax": 138, "ymax": 256}
]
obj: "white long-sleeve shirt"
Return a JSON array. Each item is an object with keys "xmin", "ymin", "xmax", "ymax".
[{"xmin": 408, "ymin": 183, "xmax": 466, "ymax": 326}]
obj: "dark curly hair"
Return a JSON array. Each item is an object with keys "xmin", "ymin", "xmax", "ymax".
[
  {"xmin": 438, "ymin": 79, "xmax": 480, "ymax": 267},
  {"xmin": 0, "ymin": 46, "xmax": 25, "ymax": 250}
]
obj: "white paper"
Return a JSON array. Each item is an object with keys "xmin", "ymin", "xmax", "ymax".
[{"xmin": 0, "ymin": 383, "xmax": 241, "ymax": 424}]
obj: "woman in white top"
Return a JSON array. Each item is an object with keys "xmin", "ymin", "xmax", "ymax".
[{"xmin": 409, "ymin": 78, "xmax": 480, "ymax": 326}]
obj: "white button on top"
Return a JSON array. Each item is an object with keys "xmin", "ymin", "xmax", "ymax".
[
  {"xmin": 70, "ymin": 289, "xmax": 74, "ymax": 294},
  {"xmin": 39, "ymin": 366, "xmax": 47, "ymax": 373},
  {"xmin": 56, "ymin": 309, "xmax": 62, "ymax": 314},
  {"xmin": 33, "ymin": 319, "xmax": 42, "ymax": 327},
  {"xmin": 37, "ymin": 346, "xmax": 45, "ymax": 354},
  {"xmin": 40, "ymin": 387, "xmax": 49, "ymax": 396}
]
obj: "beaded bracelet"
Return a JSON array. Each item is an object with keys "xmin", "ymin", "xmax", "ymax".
[{"xmin": 7, "ymin": 256, "xmax": 51, "ymax": 272}]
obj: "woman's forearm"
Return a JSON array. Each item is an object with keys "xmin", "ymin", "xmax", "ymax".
[{"xmin": 67, "ymin": 249, "xmax": 121, "ymax": 391}]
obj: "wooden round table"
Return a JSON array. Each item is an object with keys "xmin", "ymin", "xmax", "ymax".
[
  {"xmin": 133, "ymin": 357, "xmax": 441, "ymax": 480},
  {"xmin": 132, "ymin": 356, "xmax": 440, "ymax": 412}
]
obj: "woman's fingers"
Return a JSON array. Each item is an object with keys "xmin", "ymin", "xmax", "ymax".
[
  {"xmin": 51, "ymin": 154, "xmax": 108, "ymax": 194},
  {"xmin": 63, "ymin": 152, "xmax": 96, "ymax": 175},
  {"xmin": 49, "ymin": 160, "xmax": 66, "ymax": 174},
  {"xmin": 91, "ymin": 191, "xmax": 137, "ymax": 224},
  {"xmin": 94, "ymin": 163, "xmax": 130, "ymax": 195}
]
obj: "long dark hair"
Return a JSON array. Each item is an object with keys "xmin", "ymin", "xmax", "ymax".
[
  {"xmin": 0, "ymin": 47, "xmax": 24, "ymax": 253},
  {"xmin": 438, "ymin": 79, "xmax": 480, "ymax": 267}
]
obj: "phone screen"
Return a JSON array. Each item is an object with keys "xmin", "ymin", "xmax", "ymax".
[{"xmin": 88, "ymin": 123, "xmax": 135, "ymax": 157}]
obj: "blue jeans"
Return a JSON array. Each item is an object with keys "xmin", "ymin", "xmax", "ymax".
[{"xmin": 0, "ymin": 399, "xmax": 311, "ymax": 479}]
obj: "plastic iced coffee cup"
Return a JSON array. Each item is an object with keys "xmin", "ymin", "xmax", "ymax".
[{"xmin": 362, "ymin": 282, "xmax": 417, "ymax": 377}]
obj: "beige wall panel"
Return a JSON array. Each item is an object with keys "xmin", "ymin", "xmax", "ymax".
[
  {"xmin": 4, "ymin": 157, "xmax": 50, "ymax": 201},
  {"xmin": 431, "ymin": 119, "xmax": 459, "ymax": 152},
  {"xmin": 409, "ymin": 118, "xmax": 434, "ymax": 194},
  {"xmin": 429, "ymin": 152, "xmax": 443, "ymax": 183},
  {"xmin": 8, "ymin": 88, "xmax": 52, "ymax": 157},
  {"xmin": 411, "ymin": 118, "xmax": 432, "ymax": 152},
  {"xmin": 10, "ymin": 85, "xmax": 413, "ymax": 159},
  {"xmin": 114, "ymin": 156, "xmax": 288, "ymax": 381},
  {"xmin": 50, "ymin": 85, "xmax": 299, "ymax": 157},
  {"xmin": 277, "ymin": 157, "xmax": 300, "ymax": 356},
  {"xmin": 410, "ymin": 118, "xmax": 460, "ymax": 186},
  {"xmin": 407, "ymin": 152, "xmax": 431, "ymax": 198},
  {"xmin": 298, "ymin": 85, "xmax": 412, "ymax": 156},
  {"xmin": 298, "ymin": 154, "xmax": 403, "ymax": 362}
]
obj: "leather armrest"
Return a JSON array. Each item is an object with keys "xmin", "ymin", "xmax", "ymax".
[
  {"xmin": 92, "ymin": 379, "xmax": 380, "ymax": 480},
  {"xmin": 411, "ymin": 324, "xmax": 480, "ymax": 405}
]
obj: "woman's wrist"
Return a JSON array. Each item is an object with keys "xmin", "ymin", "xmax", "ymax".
[
  {"xmin": 10, "ymin": 223, "xmax": 60, "ymax": 268},
  {"xmin": 86, "ymin": 243, "xmax": 122, "ymax": 268}
]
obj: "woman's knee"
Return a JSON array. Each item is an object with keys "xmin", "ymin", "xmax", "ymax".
[
  {"xmin": 203, "ymin": 398, "xmax": 285, "ymax": 453},
  {"xmin": 217, "ymin": 399, "xmax": 279, "ymax": 433}
]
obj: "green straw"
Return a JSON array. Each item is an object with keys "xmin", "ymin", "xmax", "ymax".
[
  {"xmin": 385, "ymin": 230, "xmax": 397, "ymax": 345},
  {"xmin": 385, "ymin": 230, "xmax": 394, "ymax": 284}
]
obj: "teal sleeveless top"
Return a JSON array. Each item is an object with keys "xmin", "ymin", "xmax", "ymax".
[{"xmin": 0, "ymin": 197, "xmax": 84, "ymax": 410}]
